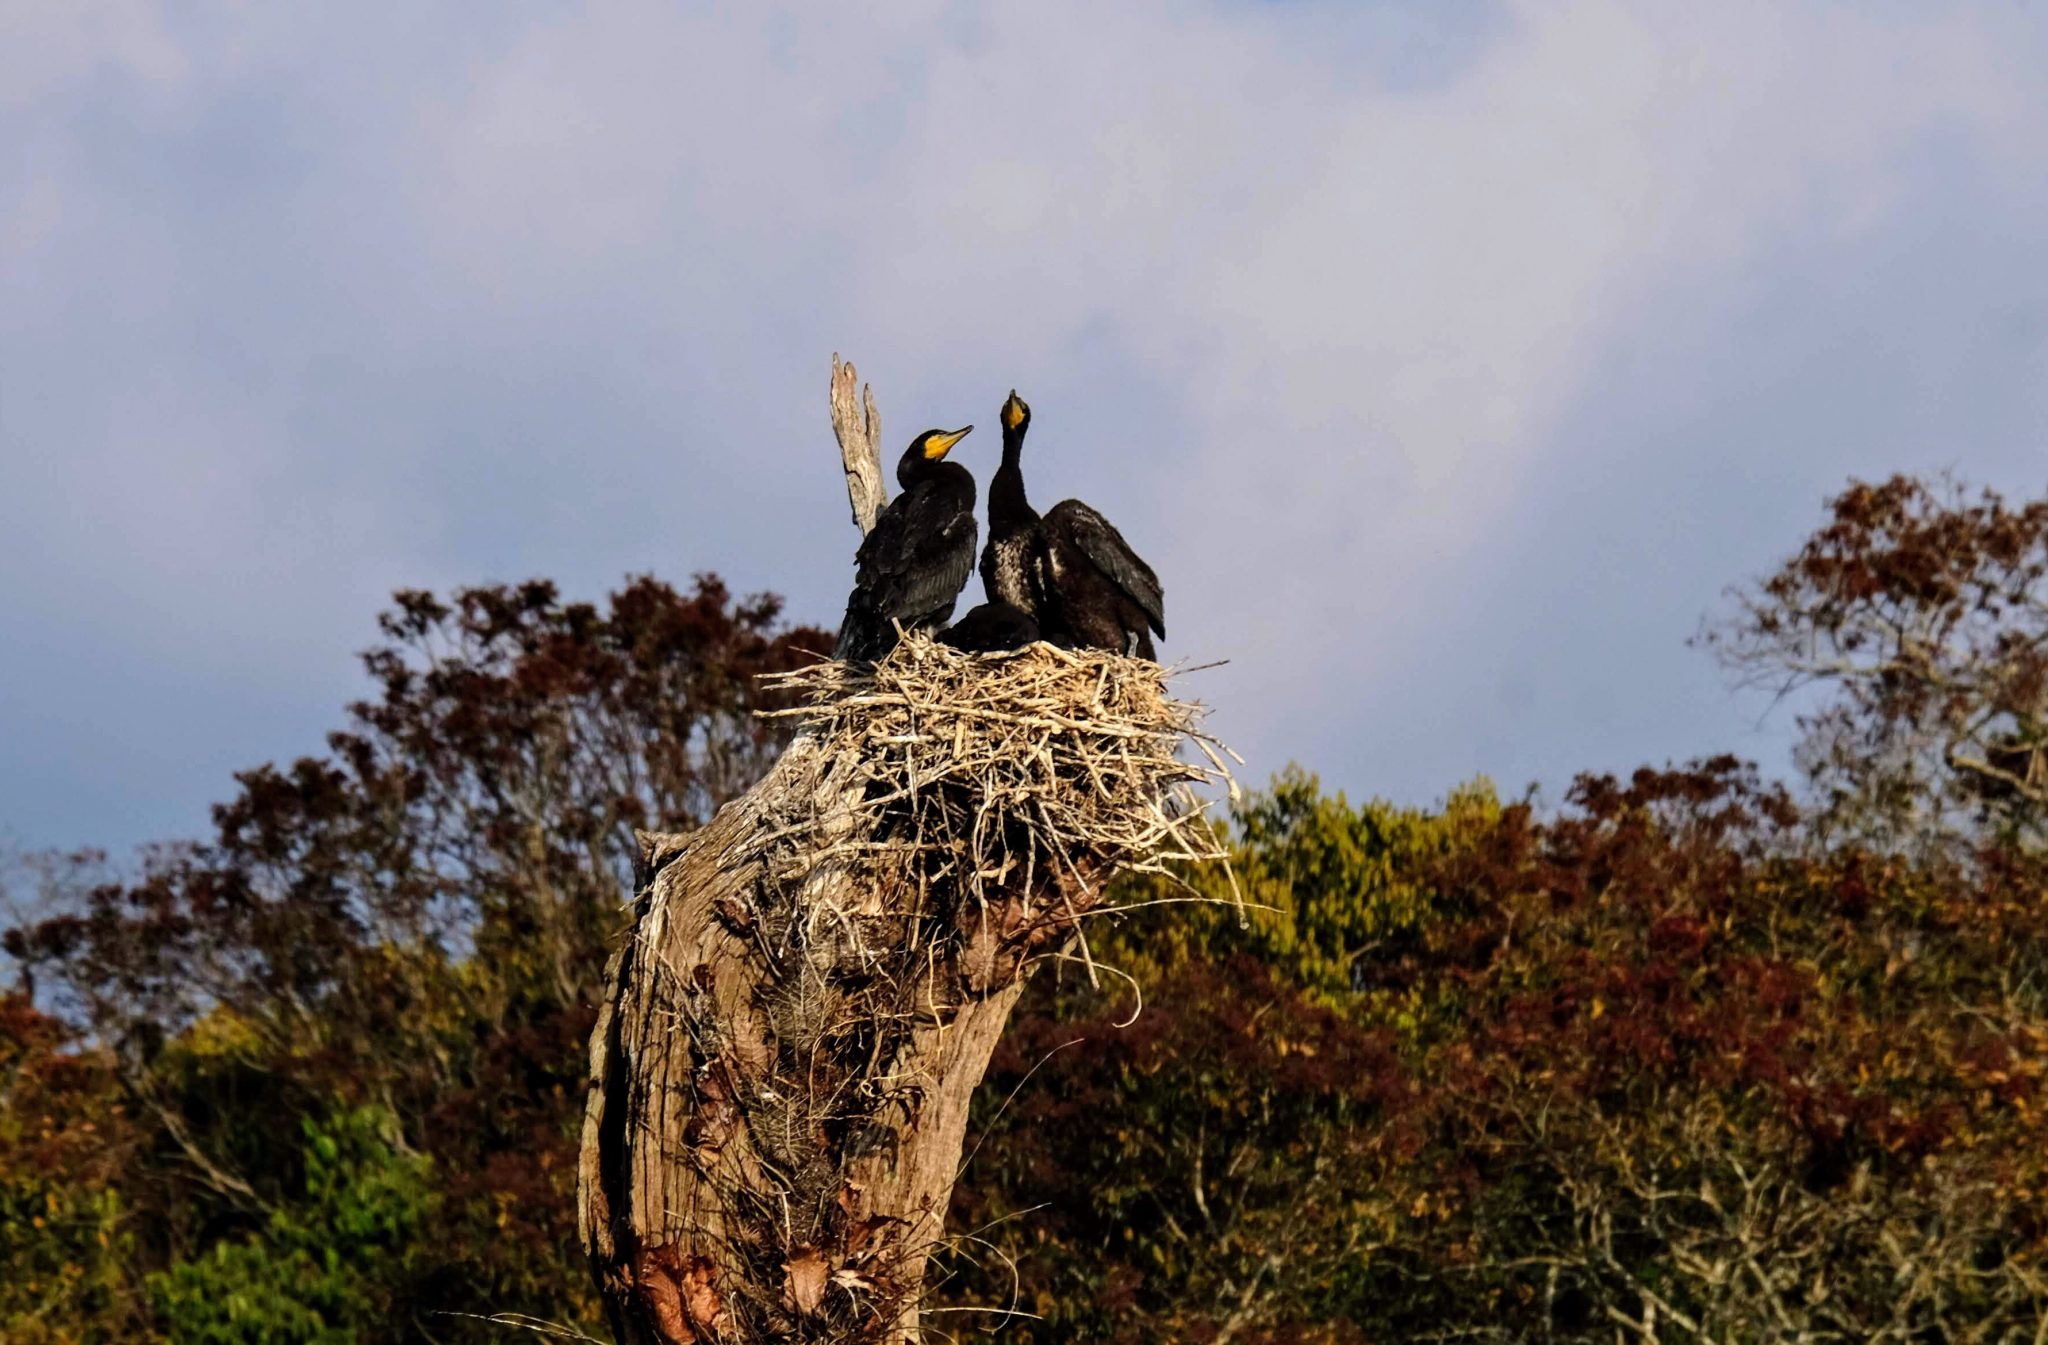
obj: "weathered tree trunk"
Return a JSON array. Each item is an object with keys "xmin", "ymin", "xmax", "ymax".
[
  {"xmin": 578, "ymin": 359, "xmax": 1062, "ymax": 1343},
  {"xmin": 577, "ymin": 741, "xmax": 1041, "ymax": 1343}
]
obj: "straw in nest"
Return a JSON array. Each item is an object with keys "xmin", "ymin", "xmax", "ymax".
[{"xmin": 756, "ymin": 632, "xmax": 1241, "ymax": 990}]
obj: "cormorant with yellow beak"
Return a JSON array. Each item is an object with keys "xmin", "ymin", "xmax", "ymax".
[
  {"xmin": 980, "ymin": 391, "xmax": 1164, "ymax": 659},
  {"xmin": 835, "ymin": 426, "xmax": 977, "ymax": 662}
]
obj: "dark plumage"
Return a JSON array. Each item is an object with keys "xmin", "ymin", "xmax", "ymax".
[
  {"xmin": 1039, "ymin": 499, "xmax": 1164, "ymax": 659},
  {"xmin": 979, "ymin": 390, "xmax": 1164, "ymax": 660},
  {"xmin": 937, "ymin": 600, "xmax": 1041, "ymax": 653},
  {"xmin": 834, "ymin": 426, "xmax": 978, "ymax": 662},
  {"xmin": 980, "ymin": 391, "xmax": 1041, "ymax": 616}
]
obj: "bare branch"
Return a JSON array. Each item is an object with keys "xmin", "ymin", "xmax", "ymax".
[{"xmin": 830, "ymin": 353, "xmax": 888, "ymax": 537}]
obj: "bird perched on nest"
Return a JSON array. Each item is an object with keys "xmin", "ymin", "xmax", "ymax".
[
  {"xmin": 981, "ymin": 390, "xmax": 1165, "ymax": 659},
  {"xmin": 937, "ymin": 599, "xmax": 1040, "ymax": 653},
  {"xmin": 835, "ymin": 426, "xmax": 978, "ymax": 662}
]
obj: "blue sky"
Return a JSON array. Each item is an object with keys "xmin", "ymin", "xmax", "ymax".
[{"xmin": 3, "ymin": 1, "xmax": 2047, "ymax": 855}]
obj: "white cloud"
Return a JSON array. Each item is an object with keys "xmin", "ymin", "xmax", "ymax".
[{"xmin": 406, "ymin": 1, "xmax": 2039, "ymax": 613}]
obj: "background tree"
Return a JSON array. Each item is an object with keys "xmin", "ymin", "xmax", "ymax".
[
  {"xmin": 1705, "ymin": 473, "xmax": 2048, "ymax": 851},
  {"xmin": 0, "ymin": 990, "xmax": 141, "ymax": 1343},
  {"xmin": 5, "ymin": 575, "xmax": 829, "ymax": 1343},
  {"xmin": 947, "ymin": 759, "xmax": 2048, "ymax": 1342}
]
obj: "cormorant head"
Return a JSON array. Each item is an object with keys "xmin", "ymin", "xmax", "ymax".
[
  {"xmin": 899, "ymin": 426, "xmax": 972, "ymax": 481},
  {"xmin": 1001, "ymin": 390, "xmax": 1031, "ymax": 438}
]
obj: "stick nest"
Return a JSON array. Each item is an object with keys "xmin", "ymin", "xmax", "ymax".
[{"xmin": 759, "ymin": 632, "xmax": 1239, "ymax": 989}]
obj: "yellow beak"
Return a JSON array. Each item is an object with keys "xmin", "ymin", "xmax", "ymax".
[{"xmin": 925, "ymin": 426, "xmax": 973, "ymax": 458}]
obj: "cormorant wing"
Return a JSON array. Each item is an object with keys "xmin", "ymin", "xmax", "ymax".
[
  {"xmin": 1045, "ymin": 500, "xmax": 1164, "ymax": 637},
  {"xmin": 854, "ymin": 487, "xmax": 979, "ymax": 622}
]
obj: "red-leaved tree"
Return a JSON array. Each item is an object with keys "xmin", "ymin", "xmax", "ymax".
[{"xmin": 4, "ymin": 575, "xmax": 830, "ymax": 1340}]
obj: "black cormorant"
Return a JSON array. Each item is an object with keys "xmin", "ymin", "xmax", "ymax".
[
  {"xmin": 980, "ymin": 390, "xmax": 1041, "ymax": 615},
  {"xmin": 938, "ymin": 600, "xmax": 1040, "ymax": 653},
  {"xmin": 978, "ymin": 390, "xmax": 1164, "ymax": 659},
  {"xmin": 834, "ymin": 426, "xmax": 977, "ymax": 662}
]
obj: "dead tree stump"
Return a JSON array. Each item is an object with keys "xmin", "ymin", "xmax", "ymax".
[{"xmin": 577, "ymin": 359, "xmax": 1231, "ymax": 1344}]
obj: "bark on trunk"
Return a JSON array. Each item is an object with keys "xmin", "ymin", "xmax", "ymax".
[{"xmin": 577, "ymin": 739, "xmax": 1038, "ymax": 1343}]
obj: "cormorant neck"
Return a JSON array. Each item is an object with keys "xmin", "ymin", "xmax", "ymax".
[
  {"xmin": 990, "ymin": 426, "xmax": 1034, "ymax": 524},
  {"xmin": 899, "ymin": 453, "xmax": 973, "ymax": 500},
  {"xmin": 897, "ymin": 448, "xmax": 935, "ymax": 489}
]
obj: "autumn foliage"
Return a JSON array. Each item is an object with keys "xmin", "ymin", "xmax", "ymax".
[
  {"xmin": 1706, "ymin": 472, "xmax": 2048, "ymax": 850},
  {"xmin": 4, "ymin": 575, "xmax": 830, "ymax": 1342},
  {"xmin": 6, "ymin": 478, "xmax": 2048, "ymax": 1342},
  {"xmin": 948, "ymin": 762, "xmax": 2048, "ymax": 1340}
]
